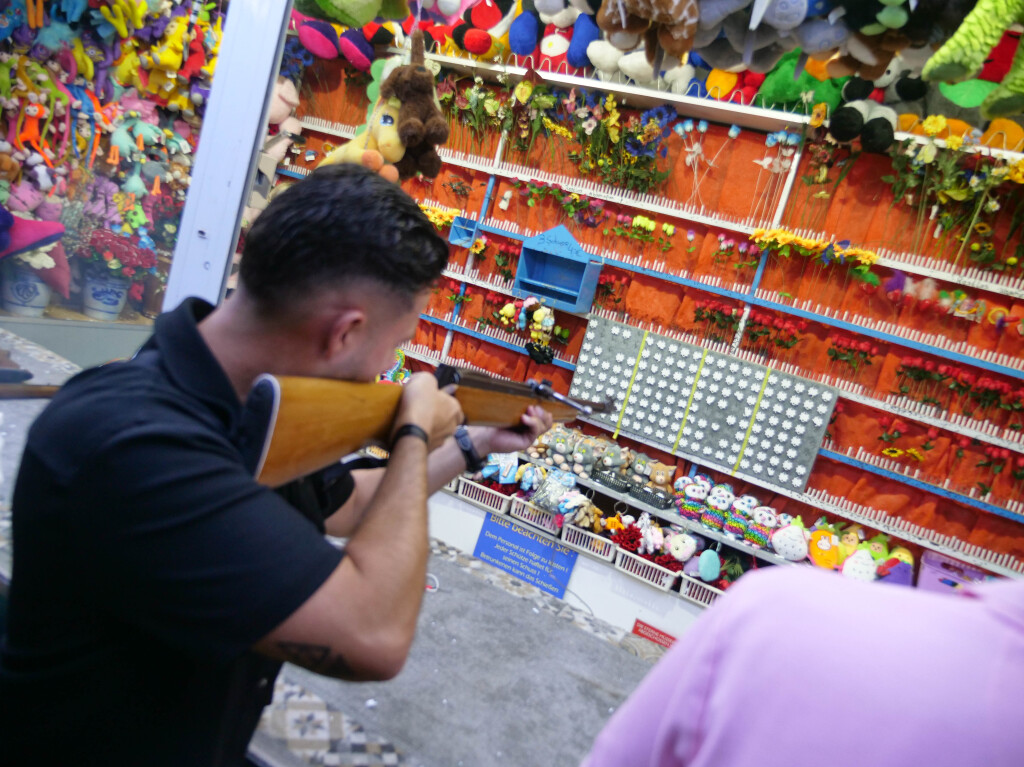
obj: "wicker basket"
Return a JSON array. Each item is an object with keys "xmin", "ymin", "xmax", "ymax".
[
  {"xmin": 614, "ymin": 548, "xmax": 679, "ymax": 592},
  {"xmin": 456, "ymin": 477, "xmax": 513, "ymax": 515},
  {"xmin": 560, "ymin": 524, "xmax": 616, "ymax": 561},
  {"xmin": 677, "ymin": 572, "xmax": 725, "ymax": 608},
  {"xmin": 509, "ymin": 496, "xmax": 561, "ymax": 534}
]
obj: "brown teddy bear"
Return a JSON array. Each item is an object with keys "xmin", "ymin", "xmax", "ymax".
[
  {"xmin": 380, "ymin": 30, "xmax": 449, "ymax": 178},
  {"xmin": 646, "ymin": 462, "xmax": 675, "ymax": 494}
]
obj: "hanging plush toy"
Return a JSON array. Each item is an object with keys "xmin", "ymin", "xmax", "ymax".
[
  {"xmin": 922, "ymin": 0, "xmax": 1024, "ymax": 118},
  {"xmin": 828, "ymin": 75, "xmax": 899, "ymax": 153},
  {"xmin": 294, "ymin": 0, "xmax": 412, "ymax": 29},
  {"xmin": 594, "ymin": 0, "xmax": 700, "ymax": 64},
  {"xmin": 379, "ymin": 29, "xmax": 449, "ymax": 178},
  {"xmin": 318, "ymin": 97, "xmax": 405, "ymax": 181}
]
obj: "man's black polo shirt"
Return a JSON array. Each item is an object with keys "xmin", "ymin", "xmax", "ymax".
[{"xmin": 0, "ymin": 299, "xmax": 351, "ymax": 765}]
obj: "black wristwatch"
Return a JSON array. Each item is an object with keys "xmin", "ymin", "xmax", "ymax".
[{"xmin": 454, "ymin": 425, "xmax": 486, "ymax": 472}]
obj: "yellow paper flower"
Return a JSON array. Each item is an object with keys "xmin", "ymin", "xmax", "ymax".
[
  {"xmin": 513, "ymin": 80, "xmax": 534, "ymax": 103},
  {"xmin": 881, "ymin": 447, "xmax": 905, "ymax": 459},
  {"xmin": 470, "ymin": 238, "xmax": 487, "ymax": 254},
  {"xmin": 663, "ymin": 223, "xmax": 675, "ymax": 236},
  {"xmin": 1009, "ymin": 159, "xmax": 1024, "ymax": 184},
  {"xmin": 922, "ymin": 115, "xmax": 947, "ymax": 137},
  {"xmin": 945, "ymin": 134, "xmax": 963, "ymax": 151},
  {"xmin": 905, "ymin": 448, "xmax": 925, "ymax": 462},
  {"xmin": 810, "ymin": 102, "xmax": 827, "ymax": 128}
]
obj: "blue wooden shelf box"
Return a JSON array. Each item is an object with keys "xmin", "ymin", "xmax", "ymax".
[
  {"xmin": 513, "ymin": 226, "xmax": 602, "ymax": 313},
  {"xmin": 448, "ymin": 216, "xmax": 478, "ymax": 248}
]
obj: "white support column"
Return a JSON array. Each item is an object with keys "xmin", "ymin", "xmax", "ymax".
[
  {"xmin": 440, "ymin": 329, "xmax": 455, "ymax": 360},
  {"xmin": 770, "ymin": 146, "xmax": 803, "ymax": 227},
  {"xmin": 165, "ymin": 0, "xmax": 294, "ymax": 310}
]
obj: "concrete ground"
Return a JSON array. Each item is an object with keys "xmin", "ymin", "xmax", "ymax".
[{"xmin": 251, "ymin": 542, "xmax": 663, "ymax": 767}]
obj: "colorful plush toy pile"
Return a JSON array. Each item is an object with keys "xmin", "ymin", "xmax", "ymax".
[
  {"xmin": 0, "ymin": 1, "xmax": 229, "ymax": 320},
  {"xmin": 486, "ymin": 424, "xmax": 928, "ymax": 589},
  {"xmin": 292, "ymin": 0, "xmax": 1024, "ymax": 122}
]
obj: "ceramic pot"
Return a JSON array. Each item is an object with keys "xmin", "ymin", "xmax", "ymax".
[
  {"xmin": 83, "ymin": 270, "xmax": 130, "ymax": 321},
  {"xmin": 1, "ymin": 260, "xmax": 52, "ymax": 317}
]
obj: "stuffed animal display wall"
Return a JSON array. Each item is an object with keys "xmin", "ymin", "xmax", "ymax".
[{"xmin": 319, "ymin": 30, "xmax": 447, "ymax": 179}]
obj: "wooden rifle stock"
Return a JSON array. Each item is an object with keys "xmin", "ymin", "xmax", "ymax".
[
  {"xmin": 250, "ymin": 370, "xmax": 607, "ymax": 487},
  {"xmin": 0, "ymin": 368, "xmax": 610, "ymax": 489},
  {"xmin": 0, "ymin": 383, "xmax": 61, "ymax": 399}
]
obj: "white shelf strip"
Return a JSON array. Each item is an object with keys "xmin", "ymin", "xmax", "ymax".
[
  {"xmin": 299, "ymin": 116, "xmax": 358, "ymax": 140},
  {"xmin": 417, "ymin": 50, "xmax": 810, "ymax": 133},
  {"xmin": 894, "ymin": 129, "xmax": 1024, "ymax": 164}
]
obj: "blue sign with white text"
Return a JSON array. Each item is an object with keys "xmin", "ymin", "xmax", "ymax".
[{"xmin": 474, "ymin": 514, "xmax": 578, "ymax": 598}]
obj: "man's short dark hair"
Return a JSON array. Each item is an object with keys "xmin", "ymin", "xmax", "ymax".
[{"xmin": 240, "ymin": 164, "xmax": 448, "ymax": 314}]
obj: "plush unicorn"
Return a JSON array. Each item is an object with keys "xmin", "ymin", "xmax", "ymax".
[{"xmin": 637, "ymin": 511, "xmax": 665, "ymax": 556}]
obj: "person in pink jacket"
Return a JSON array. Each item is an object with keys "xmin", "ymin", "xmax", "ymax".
[{"xmin": 582, "ymin": 566, "xmax": 1024, "ymax": 767}]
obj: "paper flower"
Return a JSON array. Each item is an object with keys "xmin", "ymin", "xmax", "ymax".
[{"xmin": 922, "ymin": 115, "xmax": 947, "ymax": 137}]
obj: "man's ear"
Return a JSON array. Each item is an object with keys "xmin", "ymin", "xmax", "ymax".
[{"xmin": 324, "ymin": 308, "xmax": 367, "ymax": 360}]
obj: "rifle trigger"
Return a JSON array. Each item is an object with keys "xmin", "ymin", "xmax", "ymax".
[{"xmin": 435, "ymin": 364, "xmax": 461, "ymax": 388}]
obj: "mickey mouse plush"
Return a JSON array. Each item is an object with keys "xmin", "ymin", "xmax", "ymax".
[{"xmin": 451, "ymin": 0, "xmax": 519, "ymax": 58}]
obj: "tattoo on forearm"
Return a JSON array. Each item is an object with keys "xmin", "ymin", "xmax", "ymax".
[{"xmin": 276, "ymin": 641, "xmax": 356, "ymax": 678}]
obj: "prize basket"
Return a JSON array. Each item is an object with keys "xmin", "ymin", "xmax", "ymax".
[
  {"xmin": 593, "ymin": 470, "xmax": 630, "ymax": 494},
  {"xmin": 628, "ymin": 483, "xmax": 674, "ymax": 510},
  {"xmin": 456, "ymin": 477, "xmax": 513, "ymax": 515},
  {"xmin": 560, "ymin": 524, "xmax": 617, "ymax": 562},
  {"xmin": 443, "ymin": 477, "xmax": 460, "ymax": 493},
  {"xmin": 676, "ymin": 572, "xmax": 725, "ymax": 608},
  {"xmin": 614, "ymin": 548, "xmax": 679, "ymax": 592},
  {"xmin": 509, "ymin": 496, "xmax": 561, "ymax": 534}
]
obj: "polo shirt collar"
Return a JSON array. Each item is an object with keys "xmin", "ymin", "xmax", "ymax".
[{"xmin": 149, "ymin": 297, "xmax": 242, "ymax": 427}]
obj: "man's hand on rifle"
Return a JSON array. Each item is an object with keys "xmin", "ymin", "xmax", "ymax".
[
  {"xmin": 473, "ymin": 405, "xmax": 553, "ymax": 456},
  {"xmin": 393, "ymin": 372, "xmax": 463, "ymax": 451}
]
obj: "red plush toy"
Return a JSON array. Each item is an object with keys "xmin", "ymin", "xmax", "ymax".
[{"xmin": 451, "ymin": 0, "xmax": 518, "ymax": 57}]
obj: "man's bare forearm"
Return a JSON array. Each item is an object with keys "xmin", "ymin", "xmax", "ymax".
[{"xmin": 325, "ymin": 431, "xmax": 490, "ymax": 538}]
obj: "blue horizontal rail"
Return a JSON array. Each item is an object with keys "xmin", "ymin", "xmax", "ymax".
[
  {"xmin": 419, "ymin": 314, "xmax": 576, "ymax": 371},
  {"xmin": 819, "ymin": 448, "xmax": 1024, "ymax": 524}
]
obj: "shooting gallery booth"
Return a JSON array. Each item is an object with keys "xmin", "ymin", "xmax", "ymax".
[{"xmin": 2, "ymin": 1, "xmax": 1024, "ymax": 765}]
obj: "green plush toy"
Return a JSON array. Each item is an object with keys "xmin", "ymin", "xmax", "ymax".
[
  {"xmin": 756, "ymin": 50, "xmax": 848, "ymax": 114},
  {"xmin": 923, "ymin": 0, "xmax": 1024, "ymax": 82},
  {"xmin": 294, "ymin": 0, "xmax": 410, "ymax": 28},
  {"xmin": 922, "ymin": 0, "xmax": 1024, "ymax": 117}
]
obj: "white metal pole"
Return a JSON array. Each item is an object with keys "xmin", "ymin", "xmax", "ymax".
[{"xmin": 165, "ymin": 0, "xmax": 294, "ymax": 310}]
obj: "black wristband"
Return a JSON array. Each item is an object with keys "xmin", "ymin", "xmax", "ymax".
[
  {"xmin": 454, "ymin": 424, "xmax": 486, "ymax": 472},
  {"xmin": 392, "ymin": 424, "xmax": 429, "ymax": 449}
]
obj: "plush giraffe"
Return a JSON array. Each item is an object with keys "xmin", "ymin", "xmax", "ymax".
[{"xmin": 595, "ymin": 0, "xmax": 700, "ymax": 62}]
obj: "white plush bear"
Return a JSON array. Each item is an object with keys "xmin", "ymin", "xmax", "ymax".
[{"xmin": 666, "ymin": 530, "xmax": 698, "ymax": 562}]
